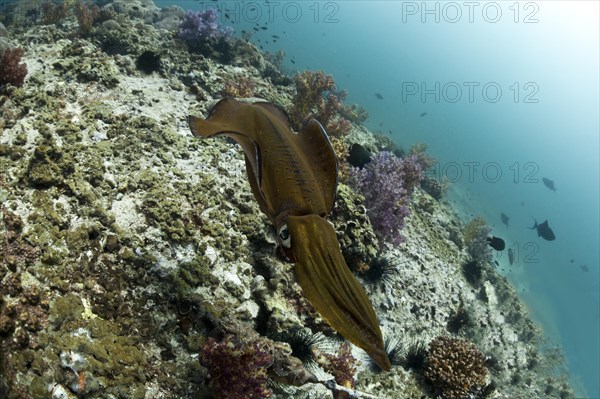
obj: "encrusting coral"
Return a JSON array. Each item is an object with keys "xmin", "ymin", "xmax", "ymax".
[{"xmin": 424, "ymin": 336, "xmax": 488, "ymax": 399}]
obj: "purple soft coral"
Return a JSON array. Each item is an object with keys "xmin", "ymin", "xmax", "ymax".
[
  {"xmin": 179, "ymin": 9, "xmax": 233, "ymax": 43},
  {"xmin": 348, "ymin": 151, "xmax": 423, "ymax": 245}
]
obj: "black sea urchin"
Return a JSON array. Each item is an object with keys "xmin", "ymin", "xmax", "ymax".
[
  {"xmin": 277, "ymin": 327, "xmax": 325, "ymax": 368},
  {"xmin": 402, "ymin": 339, "xmax": 428, "ymax": 371},
  {"xmin": 363, "ymin": 254, "xmax": 398, "ymax": 286},
  {"xmin": 368, "ymin": 337, "xmax": 403, "ymax": 372},
  {"xmin": 447, "ymin": 303, "xmax": 474, "ymax": 335}
]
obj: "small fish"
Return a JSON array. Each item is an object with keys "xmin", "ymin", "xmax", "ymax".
[
  {"xmin": 542, "ymin": 177, "xmax": 557, "ymax": 192},
  {"xmin": 290, "ymin": 59, "xmax": 295, "ymax": 64},
  {"xmin": 508, "ymin": 248, "xmax": 515, "ymax": 265},
  {"xmin": 570, "ymin": 259, "xmax": 574, "ymax": 263},
  {"xmin": 487, "ymin": 236, "xmax": 506, "ymax": 251},
  {"xmin": 347, "ymin": 144, "xmax": 372, "ymax": 168},
  {"xmin": 272, "ymin": 35, "xmax": 279, "ymax": 39},
  {"xmin": 581, "ymin": 265, "xmax": 589, "ymax": 272},
  {"xmin": 500, "ymin": 212, "xmax": 510, "ymax": 227},
  {"xmin": 375, "ymin": 93, "xmax": 383, "ymax": 100},
  {"xmin": 253, "ymin": 27, "xmax": 259, "ymax": 32},
  {"xmin": 530, "ymin": 218, "xmax": 556, "ymax": 241},
  {"xmin": 261, "ymin": 26, "xmax": 267, "ymax": 30},
  {"xmin": 420, "ymin": 112, "xmax": 427, "ymax": 117},
  {"xmin": 225, "ymin": 13, "xmax": 230, "ymax": 19},
  {"xmin": 494, "ymin": 260, "xmax": 499, "ymax": 266}
]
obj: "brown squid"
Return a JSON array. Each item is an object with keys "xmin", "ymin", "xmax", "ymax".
[{"xmin": 189, "ymin": 98, "xmax": 391, "ymax": 371}]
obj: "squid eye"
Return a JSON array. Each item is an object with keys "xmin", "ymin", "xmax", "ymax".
[{"xmin": 278, "ymin": 224, "xmax": 291, "ymax": 248}]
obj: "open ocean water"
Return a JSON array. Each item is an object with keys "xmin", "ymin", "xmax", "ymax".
[{"xmin": 154, "ymin": 1, "xmax": 599, "ymax": 396}]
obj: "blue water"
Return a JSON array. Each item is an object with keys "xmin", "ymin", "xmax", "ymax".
[{"xmin": 166, "ymin": 1, "xmax": 600, "ymax": 396}]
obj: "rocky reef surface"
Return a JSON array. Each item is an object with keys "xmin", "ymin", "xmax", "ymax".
[{"xmin": 0, "ymin": 3, "xmax": 576, "ymax": 399}]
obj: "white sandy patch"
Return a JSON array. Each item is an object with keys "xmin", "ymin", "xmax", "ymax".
[
  {"xmin": 112, "ymin": 74, "xmax": 193, "ymax": 121},
  {"xmin": 110, "ymin": 194, "xmax": 144, "ymax": 235}
]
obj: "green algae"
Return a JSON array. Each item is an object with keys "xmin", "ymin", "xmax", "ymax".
[
  {"xmin": 174, "ymin": 253, "xmax": 215, "ymax": 293},
  {"xmin": 48, "ymin": 294, "xmax": 85, "ymax": 329},
  {"xmin": 12, "ymin": 132, "xmax": 27, "ymax": 146},
  {"xmin": 82, "ymin": 100, "xmax": 117, "ymax": 124},
  {"xmin": 32, "ymin": 119, "xmax": 53, "ymax": 140},
  {"xmin": 8, "ymin": 87, "xmax": 65, "ymax": 123},
  {"xmin": 55, "ymin": 119, "xmax": 84, "ymax": 143},
  {"xmin": 53, "ymin": 40, "xmax": 120, "ymax": 88},
  {"xmin": 29, "ymin": 375, "xmax": 48, "ymax": 398},
  {"xmin": 69, "ymin": 152, "xmax": 107, "ymax": 197},
  {"xmin": 0, "ymin": 144, "xmax": 11, "ymax": 157},
  {"xmin": 26, "ymin": 144, "xmax": 75, "ymax": 189},
  {"xmin": 93, "ymin": 15, "xmax": 166, "ymax": 57},
  {"xmin": 3, "ymin": 293, "xmax": 153, "ymax": 397},
  {"xmin": 142, "ymin": 187, "xmax": 194, "ymax": 242},
  {"xmin": 29, "ymin": 190, "xmax": 66, "ymax": 224},
  {"xmin": 0, "ymin": 146, "xmax": 24, "ymax": 181}
]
